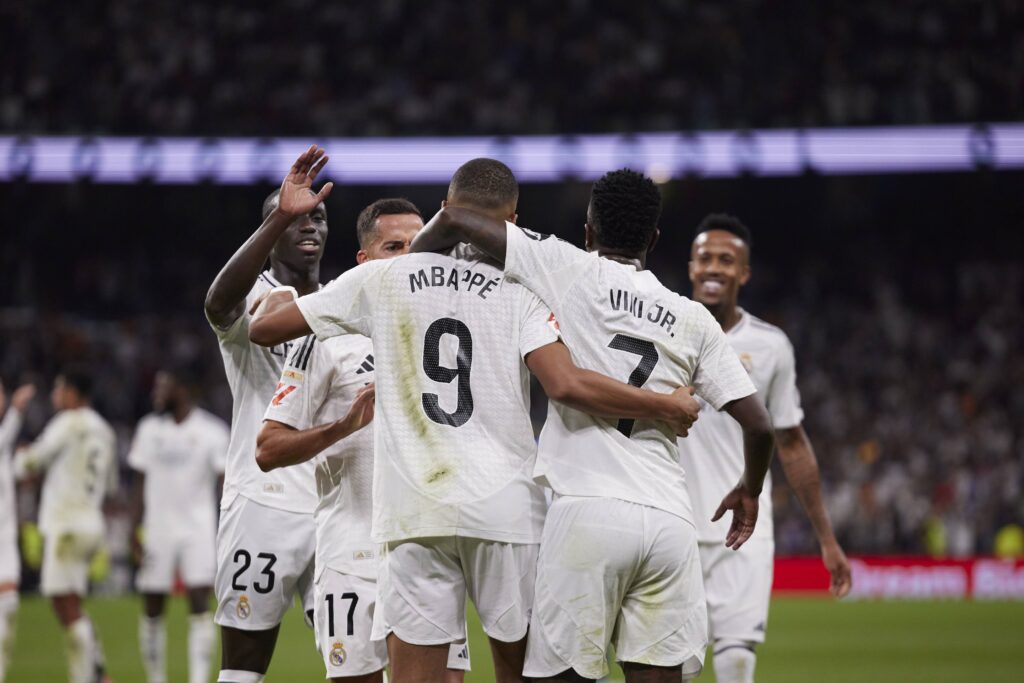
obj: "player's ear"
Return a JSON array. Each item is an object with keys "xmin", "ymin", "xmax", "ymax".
[
  {"xmin": 740, "ymin": 264, "xmax": 752, "ymax": 286},
  {"xmin": 356, "ymin": 250, "xmax": 369, "ymax": 265},
  {"xmin": 647, "ymin": 228, "xmax": 661, "ymax": 255},
  {"xmin": 441, "ymin": 198, "xmax": 448, "ymax": 209},
  {"xmin": 509, "ymin": 212, "xmax": 518, "ymax": 223},
  {"xmin": 584, "ymin": 223, "xmax": 595, "ymax": 250}
]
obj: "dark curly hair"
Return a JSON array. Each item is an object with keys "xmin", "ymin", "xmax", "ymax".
[
  {"xmin": 589, "ymin": 169, "xmax": 662, "ymax": 254},
  {"xmin": 356, "ymin": 198, "xmax": 422, "ymax": 248},
  {"xmin": 695, "ymin": 213, "xmax": 752, "ymax": 253},
  {"xmin": 58, "ymin": 364, "xmax": 94, "ymax": 398},
  {"xmin": 448, "ymin": 158, "xmax": 519, "ymax": 211}
]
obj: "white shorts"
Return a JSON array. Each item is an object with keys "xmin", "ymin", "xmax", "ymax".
[
  {"xmin": 214, "ymin": 495, "xmax": 316, "ymax": 631},
  {"xmin": 374, "ymin": 536, "xmax": 537, "ymax": 646},
  {"xmin": 700, "ymin": 538, "xmax": 774, "ymax": 645},
  {"xmin": 314, "ymin": 568, "xmax": 472, "ymax": 678},
  {"xmin": 137, "ymin": 530, "xmax": 216, "ymax": 593},
  {"xmin": 0, "ymin": 529, "xmax": 18, "ymax": 586},
  {"xmin": 524, "ymin": 497, "xmax": 707, "ymax": 681},
  {"xmin": 40, "ymin": 528, "xmax": 103, "ymax": 597}
]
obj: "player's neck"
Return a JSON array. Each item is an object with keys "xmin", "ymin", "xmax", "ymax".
[
  {"xmin": 707, "ymin": 301, "xmax": 742, "ymax": 332},
  {"xmin": 596, "ymin": 249, "xmax": 645, "ymax": 271},
  {"xmin": 270, "ymin": 262, "xmax": 320, "ymax": 296},
  {"xmin": 173, "ymin": 403, "xmax": 193, "ymax": 424}
]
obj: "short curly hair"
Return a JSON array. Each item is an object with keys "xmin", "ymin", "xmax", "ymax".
[
  {"xmin": 356, "ymin": 198, "xmax": 422, "ymax": 248},
  {"xmin": 695, "ymin": 213, "xmax": 752, "ymax": 253},
  {"xmin": 589, "ymin": 169, "xmax": 662, "ymax": 253},
  {"xmin": 448, "ymin": 158, "xmax": 519, "ymax": 211}
]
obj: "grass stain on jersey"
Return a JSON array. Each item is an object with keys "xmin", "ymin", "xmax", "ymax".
[{"xmin": 395, "ymin": 311, "xmax": 455, "ymax": 493}]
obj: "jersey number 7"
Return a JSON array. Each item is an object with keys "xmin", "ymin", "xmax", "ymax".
[{"xmin": 608, "ymin": 334, "xmax": 659, "ymax": 437}]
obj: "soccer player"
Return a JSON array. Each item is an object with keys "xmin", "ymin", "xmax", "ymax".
[
  {"xmin": 13, "ymin": 367, "xmax": 116, "ymax": 683},
  {"xmin": 255, "ymin": 198, "xmax": 472, "ymax": 682},
  {"xmin": 204, "ymin": 145, "xmax": 333, "ymax": 683},
  {"xmin": 248, "ymin": 160, "xmax": 701, "ymax": 683},
  {"xmin": 129, "ymin": 366, "xmax": 229, "ymax": 683},
  {"xmin": 680, "ymin": 214, "xmax": 852, "ymax": 683},
  {"xmin": 0, "ymin": 381, "xmax": 35, "ymax": 683},
  {"xmin": 407, "ymin": 167, "xmax": 777, "ymax": 683}
]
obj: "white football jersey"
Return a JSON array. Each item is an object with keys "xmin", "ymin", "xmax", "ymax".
[
  {"xmin": 13, "ymin": 407, "xmax": 116, "ymax": 534},
  {"xmin": 0, "ymin": 407, "xmax": 22, "ymax": 543},
  {"xmin": 263, "ymin": 333, "xmax": 378, "ymax": 579},
  {"xmin": 678, "ymin": 309, "xmax": 804, "ymax": 543},
  {"xmin": 127, "ymin": 407, "xmax": 228, "ymax": 541},
  {"xmin": 503, "ymin": 223, "xmax": 756, "ymax": 524},
  {"xmin": 209, "ymin": 271, "xmax": 317, "ymax": 513},
  {"xmin": 296, "ymin": 245, "xmax": 556, "ymax": 544}
]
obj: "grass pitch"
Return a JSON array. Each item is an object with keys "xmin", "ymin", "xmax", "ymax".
[{"xmin": 6, "ymin": 596, "xmax": 1023, "ymax": 682}]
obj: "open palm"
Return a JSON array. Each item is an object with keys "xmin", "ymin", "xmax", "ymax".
[{"xmin": 278, "ymin": 145, "xmax": 334, "ymax": 217}]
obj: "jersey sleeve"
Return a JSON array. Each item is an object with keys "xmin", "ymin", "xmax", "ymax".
[
  {"xmin": 263, "ymin": 339, "xmax": 333, "ymax": 431},
  {"xmin": 13, "ymin": 412, "xmax": 69, "ymax": 479},
  {"xmin": 296, "ymin": 261, "xmax": 384, "ymax": 341},
  {"xmin": 126, "ymin": 417, "xmax": 155, "ymax": 472},
  {"xmin": 504, "ymin": 222, "xmax": 593, "ymax": 310},
  {"xmin": 765, "ymin": 336, "xmax": 805, "ymax": 430},
  {"xmin": 205, "ymin": 291, "xmax": 255, "ymax": 345},
  {"xmin": 691, "ymin": 306, "xmax": 757, "ymax": 410},
  {"xmin": 517, "ymin": 287, "xmax": 560, "ymax": 359}
]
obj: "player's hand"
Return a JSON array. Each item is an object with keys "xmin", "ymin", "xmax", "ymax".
[
  {"xmin": 822, "ymin": 541, "xmax": 852, "ymax": 598},
  {"xmin": 339, "ymin": 384, "xmax": 376, "ymax": 435},
  {"xmin": 712, "ymin": 481, "xmax": 759, "ymax": 550},
  {"xmin": 277, "ymin": 145, "xmax": 333, "ymax": 218},
  {"xmin": 11, "ymin": 384, "xmax": 36, "ymax": 413},
  {"xmin": 130, "ymin": 530, "xmax": 144, "ymax": 567},
  {"xmin": 667, "ymin": 386, "xmax": 700, "ymax": 437}
]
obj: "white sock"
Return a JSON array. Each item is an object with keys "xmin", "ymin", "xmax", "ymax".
[
  {"xmin": 188, "ymin": 613, "xmax": 215, "ymax": 683},
  {"xmin": 0, "ymin": 592, "xmax": 18, "ymax": 683},
  {"xmin": 217, "ymin": 670, "xmax": 265, "ymax": 683},
  {"xmin": 68, "ymin": 617, "xmax": 105, "ymax": 683},
  {"xmin": 139, "ymin": 615, "xmax": 167, "ymax": 683},
  {"xmin": 714, "ymin": 641, "xmax": 757, "ymax": 683}
]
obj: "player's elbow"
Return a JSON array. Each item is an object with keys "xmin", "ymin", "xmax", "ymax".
[{"xmin": 541, "ymin": 372, "xmax": 580, "ymax": 406}]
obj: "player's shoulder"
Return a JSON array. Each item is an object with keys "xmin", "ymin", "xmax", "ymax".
[
  {"xmin": 83, "ymin": 407, "xmax": 116, "ymax": 440},
  {"xmin": 136, "ymin": 412, "xmax": 164, "ymax": 431},
  {"xmin": 742, "ymin": 311, "xmax": 793, "ymax": 347}
]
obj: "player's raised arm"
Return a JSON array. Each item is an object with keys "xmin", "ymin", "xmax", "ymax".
[
  {"xmin": 410, "ymin": 206, "xmax": 508, "ymax": 261},
  {"xmin": 526, "ymin": 341, "xmax": 700, "ymax": 436},
  {"xmin": 256, "ymin": 385, "xmax": 375, "ymax": 471},
  {"xmin": 204, "ymin": 145, "xmax": 333, "ymax": 328},
  {"xmin": 712, "ymin": 394, "xmax": 775, "ymax": 550},
  {"xmin": 775, "ymin": 425, "xmax": 852, "ymax": 597}
]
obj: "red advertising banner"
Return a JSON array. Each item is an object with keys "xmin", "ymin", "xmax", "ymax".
[{"xmin": 773, "ymin": 556, "xmax": 1024, "ymax": 600}]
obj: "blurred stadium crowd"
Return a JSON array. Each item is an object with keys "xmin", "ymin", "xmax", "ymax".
[{"xmin": 1, "ymin": 0, "xmax": 1021, "ymax": 135}]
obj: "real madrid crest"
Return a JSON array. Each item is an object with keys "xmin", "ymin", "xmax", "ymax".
[
  {"xmin": 236, "ymin": 595, "xmax": 251, "ymax": 620},
  {"xmin": 738, "ymin": 352, "xmax": 753, "ymax": 374},
  {"xmin": 330, "ymin": 641, "xmax": 347, "ymax": 667}
]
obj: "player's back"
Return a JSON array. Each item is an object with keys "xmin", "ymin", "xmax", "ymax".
[
  {"xmin": 503, "ymin": 224, "xmax": 755, "ymax": 524},
  {"xmin": 37, "ymin": 407, "xmax": 116, "ymax": 533},
  {"xmin": 297, "ymin": 245, "xmax": 554, "ymax": 544}
]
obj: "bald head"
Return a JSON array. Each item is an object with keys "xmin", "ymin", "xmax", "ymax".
[{"xmin": 446, "ymin": 158, "xmax": 519, "ymax": 219}]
